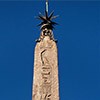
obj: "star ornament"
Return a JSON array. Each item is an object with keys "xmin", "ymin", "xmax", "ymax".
[{"xmin": 37, "ymin": 11, "xmax": 58, "ymax": 30}]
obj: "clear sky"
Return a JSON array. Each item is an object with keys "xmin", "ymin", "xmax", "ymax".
[{"xmin": 0, "ymin": 1, "xmax": 100, "ymax": 100}]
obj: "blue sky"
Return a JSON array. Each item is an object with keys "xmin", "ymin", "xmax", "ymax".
[{"xmin": 0, "ymin": 1, "xmax": 100, "ymax": 100}]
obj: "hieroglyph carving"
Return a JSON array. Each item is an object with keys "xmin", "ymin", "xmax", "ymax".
[{"xmin": 40, "ymin": 47, "xmax": 52, "ymax": 100}]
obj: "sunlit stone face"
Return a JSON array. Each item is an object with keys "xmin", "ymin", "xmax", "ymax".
[
  {"xmin": 32, "ymin": 31, "xmax": 59, "ymax": 100},
  {"xmin": 44, "ymin": 36, "xmax": 50, "ymax": 41}
]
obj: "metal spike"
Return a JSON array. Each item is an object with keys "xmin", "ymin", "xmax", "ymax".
[
  {"xmin": 45, "ymin": 10, "xmax": 48, "ymax": 19},
  {"xmin": 38, "ymin": 15, "xmax": 46, "ymax": 21},
  {"xmin": 37, "ymin": 22, "xmax": 43, "ymax": 26},
  {"xmin": 39, "ymin": 12, "xmax": 42, "ymax": 15},
  {"xmin": 51, "ymin": 15, "xmax": 59, "ymax": 20},
  {"xmin": 46, "ymin": 0, "xmax": 49, "ymax": 13},
  {"xmin": 49, "ymin": 11, "xmax": 54, "ymax": 19}
]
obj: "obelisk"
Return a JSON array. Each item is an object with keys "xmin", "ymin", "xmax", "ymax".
[{"xmin": 32, "ymin": 0, "xmax": 59, "ymax": 100}]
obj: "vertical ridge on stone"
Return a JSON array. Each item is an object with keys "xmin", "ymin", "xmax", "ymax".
[{"xmin": 32, "ymin": 0, "xmax": 59, "ymax": 100}]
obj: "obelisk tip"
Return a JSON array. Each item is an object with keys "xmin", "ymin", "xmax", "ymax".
[{"xmin": 46, "ymin": 0, "xmax": 49, "ymax": 13}]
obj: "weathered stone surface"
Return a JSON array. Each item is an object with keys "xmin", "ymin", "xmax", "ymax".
[{"xmin": 32, "ymin": 36, "xmax": 59, "ymax": 100}]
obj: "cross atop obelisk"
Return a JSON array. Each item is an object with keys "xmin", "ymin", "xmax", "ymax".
[{"xmin": 32, "ymin": 0, "xmax": 59, "ymax": 99}]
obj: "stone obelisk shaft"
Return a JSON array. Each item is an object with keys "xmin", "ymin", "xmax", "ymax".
[{"xmin": 32, "ymin": 36, "xmax": 59, "ymax": 100}]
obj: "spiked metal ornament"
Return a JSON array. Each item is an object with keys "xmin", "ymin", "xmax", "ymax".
[{"xmin": 37, "ymin": 10, "xmax": 58, "ymax": 30}]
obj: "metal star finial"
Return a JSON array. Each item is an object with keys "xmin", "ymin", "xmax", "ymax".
[{"xmin": 37, "ymin": 0, "xmax": 58, "ymax": 30}]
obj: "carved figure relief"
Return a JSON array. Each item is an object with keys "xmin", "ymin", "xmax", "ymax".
[{"xmin": 40, "ymin": 47, "xmax": 52, "ymax": 100}]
